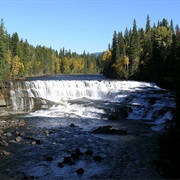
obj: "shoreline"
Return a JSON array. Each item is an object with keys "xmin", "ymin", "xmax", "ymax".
[{"xmin": 0, "ymin": 116, "xmax": 163, "ymax": 179}]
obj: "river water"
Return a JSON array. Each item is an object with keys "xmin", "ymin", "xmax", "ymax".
[
  {"xmin": 0, "ymin": 74, "xmax": 176, "ymax": 179},
  {"xmin": 10, "ymin": 74, "xmax": 175, "ymax": 131}
]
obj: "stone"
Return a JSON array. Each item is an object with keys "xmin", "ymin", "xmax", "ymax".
[
  {"xmin": 22, "ymin": 175, "xmax": 34, "ymax": 179},
  {"xmin": 36, "ymin": 140, "xmax": 41, "ymax": 145},
  {"xmin": 16, "ymin": 136, "xmax": 22, "ymax": 142},
  {"xmin": 71, "ymin": 152, "xmax": 79, "ymax": 159},
  {"xmin": 2, "ymin": 150, "xmax": 10, "ymax": 156},
  {"xmin": 92, "ymin": 125, "xmax": 127, "ymax": 135},
  {"xmin": 58, "ymin": 162, "xmax": 63, "ymax": 168},
  {"xmin": 62, "ymin": 156, "xmax": 72, "ymax": 164},
  {"xmin": 70, "ymin": 123, "xmax": 76, "ymax": 127},
  {"xmin": 0, "ymin": 140, "xmax": 9, "ymax": 147},
  {"xmin": 0, "ymin": 130, "xmax": 4, "ymax": 134},
  {"xmin": 46, "ymin": 156, "xmax": 53, "ymax": 161},
  {"xmin": 75, "ymin": 148, "xmax": 83, "ymax": 156},
  {"xmin": 32, "ymin": 141, "xmax": 36, "ymax": 145},
  {"xmin": 5, "ymin": 132, "xmax": 12, "ymax": 137},
  {"xmin": 76, "ymin": 168, "xmax": 84, "ymax": 175},
  {"xmin": 44, "ymin": 130, "xmax": 49, "ymax": 136},
  {"xmin": 93, "ymin": 156, "xmax": 102, "ymax": 161},
  {"xmin": 85, "ymin": 150, "xmax": 93, "ymax": 156}
]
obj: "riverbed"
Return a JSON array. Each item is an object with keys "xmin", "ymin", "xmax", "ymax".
[{"xmin": 0, "ymin": 75, "xmax": 175, "ymax": 179}]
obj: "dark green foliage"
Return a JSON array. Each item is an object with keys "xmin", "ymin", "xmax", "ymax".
[
  {"xmin": 0, "ymin": 18, "xmax": 102, "ymax": 83},
  {"xmin": 102, "ymin": 16, "xmax": 180, "ymax": 179},
  {"xmin": 103, "ymin": 16, "xmax": 179, "ymax": 86}
]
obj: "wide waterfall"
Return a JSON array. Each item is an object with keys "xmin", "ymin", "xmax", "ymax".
[{"xmin": 9, "ymin": 77, "xmax": 176, "ymax": 131}]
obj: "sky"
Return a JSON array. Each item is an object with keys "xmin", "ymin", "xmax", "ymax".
[{"xmin": 0, "ymin": 0, "xmax": 180, "ymax": 54}]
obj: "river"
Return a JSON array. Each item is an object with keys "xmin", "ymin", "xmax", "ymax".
[{"xmin": 0, "ymin": 74, "xmax": 176, "ymax": 179}]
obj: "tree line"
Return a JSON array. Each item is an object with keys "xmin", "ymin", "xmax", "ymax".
[
  {"xmin": 103, "ymin": 16, "xmax": 180, "ymax": 179},
  {"xmin": 102, "ymin": 15, "xmax": 180, "ymax": 89},
  {"xmin": 0, "ymin": 18, "xmax": 103, "ymax": 86}
]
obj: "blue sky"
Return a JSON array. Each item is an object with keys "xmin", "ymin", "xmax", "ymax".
[{"xmin": 0, "ymin": 0, "xmax": 179, "ymax": 54}]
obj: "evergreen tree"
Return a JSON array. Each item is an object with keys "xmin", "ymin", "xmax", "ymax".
[
  {"xmin": 129, "ymin": 19, "xmax": 140, "ymax": 77},
  {"xmin": 0, "ymin": 19, "xmax": 6, "ymax": 81},
  {"xmin": 111, "ymin": 30, "xmax": 119, "ymax": 64},
  {"xmin": 11, "ymin": 32, "xmax": 22, "ymax": 57},
  {"xmin": 145, "ymin": 15, "xmax": 151, "ymax": 32}
]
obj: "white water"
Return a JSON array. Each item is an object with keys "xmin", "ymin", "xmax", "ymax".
[{"xmin": 10, "ymin": 79, "xmax": 176, "ymax": 131}]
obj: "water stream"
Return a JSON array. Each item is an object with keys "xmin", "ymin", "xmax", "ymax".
[{"xmin": 0, "ymin": 75, "xmax": 176, "ymax": 179}]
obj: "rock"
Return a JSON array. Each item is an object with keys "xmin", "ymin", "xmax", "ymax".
[
  {"xmin": 16, "ymin": 136, "xmax": 22, "ymax": 142},
  {"xmin": 108, "ymin": 106, "xmax": 131, "ymax": 120},
  {"xmin": 32, "ymin": 141, "xmax": 36, "ymax": 145},
  {"xmin": 85, "ymin": 150, "xmax": 93, "ymax": 156},
  {"xmin": 44, "ymin": 130, "xmax": 49, "ymax": 136},
  {"xmin": 76, "ymin": 168, "xmax": 84, "ymax": 175},
  {"xmin": 2, "ymin": 150, "xmax": 10, "ymax": 156},
  {"xmin": 36, "ymin": 140, "xmax": 41, "ymax": 145},
  {"xmin": 22, "ymin": 175, "xmax": 34, "ymax": 179},
  {"xmin": 71, "ymin": 152, "xmax": 79, "ymax": 159},
  {"xmin": 0, "ymin": 140, "xmax": 9, "ymax": 147},
  {"xmin": 75, "ymin": 148, "xmax": 83, "ymax": 156},
  {"xmin": 0, "ymin": 129, "xmax": 4, "ymax": 134},
  {"xmin": 62, "ymin": 156, "xmax": 72, "ymax": 164},
  {"xmin": 58, "ymin": 162, "xmax": 63, "ymax": 168},
  {"xmin": 93, "ymin": 156, "xmax": 102, "ymax": 161},
  {"xmin": 70, "ymin": 123, "xmax": 76, "ymax": 127},
  {"xmin": 92, "ymin": 125, "xmax": 127, "ymax": 135},
  {"xmin": 26, "ymin": 136, "xmax": 35, "ymax": 140},
  {"xmin": 5, "ymin": 132, "xmax": 12, "ymax": 137},
  {"xmin": 46, "ymin": 156, "xmax": 53, "ymax": 161}
]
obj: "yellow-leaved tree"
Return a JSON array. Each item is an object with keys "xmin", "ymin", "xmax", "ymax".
[{"xmin": 12, "ymin": 55, "xmax": 24, "ymax": 78}]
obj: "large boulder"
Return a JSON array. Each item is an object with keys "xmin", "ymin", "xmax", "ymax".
[
  {"xmin": 108, "ymin": 105, "xmax": 132, "ymax": 120},
  {"xmin": 92, "ymin": 125, "xmax": 127, "ymax": 135}
]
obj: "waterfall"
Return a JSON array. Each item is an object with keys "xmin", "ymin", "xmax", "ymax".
[{"xmin": 9, "ymin": 79, "xmax": 175, "ymax": 125}]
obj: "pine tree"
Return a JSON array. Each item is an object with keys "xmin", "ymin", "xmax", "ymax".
[
  {"xmin": 111, "ymin": 31, "xmax": 118, "ymax": 64},
  {"xmin": 145, "ymin": 15, "xmax": 151, "ymax": 32},
  {"xmin": 129, "ymin": 19, "xmax": 140, "ymax": 76},
  {"xmin": 0, "ymin": 19, "xmax": 8, "ymax": 82}
]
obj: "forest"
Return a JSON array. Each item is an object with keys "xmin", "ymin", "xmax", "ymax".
[
  {"xmin": 0, "ymin": 16, "xmax": 180, "ymax": 178},
  {"xmin": 103, "ymin": 16, "xmax": 180, "ymax": 88},
  {"xmin": 103, "ymin": 15, "xmax": 180, "ymax": 179},
  {"xmin": 0, "ymin": 18, "xmax": 103, "ymax": 87}
]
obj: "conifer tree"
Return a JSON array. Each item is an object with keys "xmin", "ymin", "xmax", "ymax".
[
  {"xmin": 129, "ymin": 19, "xmax": 140, "ymax": 76},
  {"xmin": 145, "ymin": 15, "xmax": 151, "ymax": 32}
]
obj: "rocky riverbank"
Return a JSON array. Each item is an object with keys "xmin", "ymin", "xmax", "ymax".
[{"xmin": 0, "ymin": 116, "xmax": 163, "ymax": 179}]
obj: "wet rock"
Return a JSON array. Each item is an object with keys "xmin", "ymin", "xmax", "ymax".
[
  {"xmin": 71, "ymin": 152, "xmax": 79, "ymax": 159},
  {"xmin": 108, "ymin": 106, "xmax": 131, "ymax": 120},
  {"xmin": 44, "ymin": 130, "xmax": 49, "ymax": 136},
  {"xmin": 85, "ymin": 149, "xmax": 93, "ymax": 156},
  {"xmin": 5, "ymin": 132, "xmax": 12, "ymax": 137},
  {"xmin": 75, "ymin": 148, "xmax": 83, "ymax": 156},
  {"xmin": 2, "ymin": 150, "xmax": 10, "ymax": 156},
  {"xmin": 46, "ymin": 156, "xmax": 53, "ymax": 161},
  {"xmin": 68, "ymin": 161, "xmax": 75, "ymax": 166},
  {"xmin": 93, "ymin": 156, "xmax": 102, "ymax": 161},
  {"xmin": 76, "ymin": 168, "xmax": 84, "ymax": 175},
  {"xmin": 22, "ymin": 175, "xmax": 34, "ymax": 179},
  {"xmin": 0, "ymin": 140, "xmax": 9, "ymax": 147},
  {"xmin": 0, "ymin": 130, "xmax": 4, "ymax": 134},
  {"xmin": 70, "ymin": 123, "xmax": 76, "ymax": 127},
  {"xmin": 32, "ymin": 141, "xmax": 36, "ymax": 145},
  {"xmin": 58, "ymin": 162, "xmax": 63, "ymax": 168},
  {"xmin": 92, "ymin": 125, "xmax": 127, "ymax": 135},
  {"xmin": 16, "ymin": 136, "xmax": 22, "ymax": 142},
  {"xmin": 25, "ymin": 136, "xmax": 35, "ymax": 140},
  {"xmin": 62, "ymin": 156, "xmax": 72, "ymax": 164},
  {"xmin": 36, "ymin": 140, "xmax": 41, "ymax": 145}
]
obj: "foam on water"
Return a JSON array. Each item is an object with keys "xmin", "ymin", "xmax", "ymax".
[{"xmin": 10, "ymin": 78, "xmax": 176, "ymax": 131}]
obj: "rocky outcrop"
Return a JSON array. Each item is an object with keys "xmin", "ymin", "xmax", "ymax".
[{"xmin": 91, "ymin": 125, "xmax": 128, "ymax": 135}]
